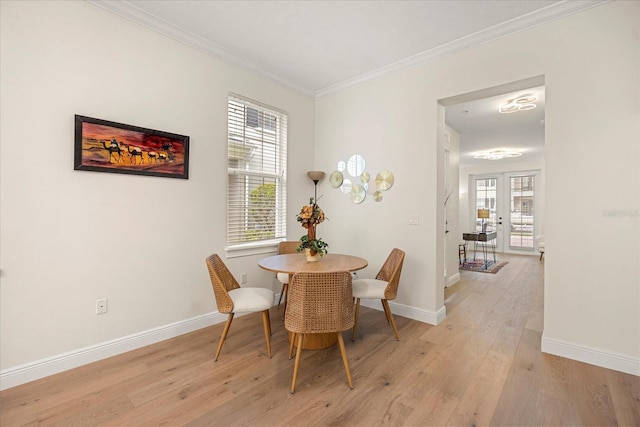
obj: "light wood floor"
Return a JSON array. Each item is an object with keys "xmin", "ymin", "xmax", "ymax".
[{"xmin": 2, "ymin": 254, "xmax": 639, "ymax": 426}]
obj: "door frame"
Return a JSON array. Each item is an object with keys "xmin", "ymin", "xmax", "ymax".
[{"xmin": 470, "ymin": 170, "xmax": 541, "ymax": 254}]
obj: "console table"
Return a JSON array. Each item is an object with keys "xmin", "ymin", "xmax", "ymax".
[{"xmin": 462, "ymin": 232, "xmax": 497, "ymax": 268}]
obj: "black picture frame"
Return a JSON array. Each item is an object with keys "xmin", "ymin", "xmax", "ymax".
[{"xmin": 74, "ymin": 115, "xmax": 189, "ymax": 179}]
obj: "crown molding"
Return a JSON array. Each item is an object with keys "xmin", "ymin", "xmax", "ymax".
[
  {"xmin": 316, "ymin": 0, "xmax": 609, "ymax": 97},
  {"xmin": 88, "ymin": 0, "xmax": 609, "ymax": 99},
  {"xmin": 87, "ymin": 0, "xmax": 315, "ymax": 98}
]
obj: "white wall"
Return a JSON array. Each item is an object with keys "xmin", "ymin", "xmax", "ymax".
[
  {"xmin": 316, "ymin": 69, "xmax": 446, "ymax": 323},
  {"xmin": 0, "ymin": 0, "xmax": 315, "ymax": 375},
  {"xmin": 316, "ymin": 1, "xmax": 639, "ymax": 374}
]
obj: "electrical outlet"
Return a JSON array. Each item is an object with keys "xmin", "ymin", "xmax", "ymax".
[
  {"xmin": 96, "ymin": 298, "xmax": 108, "ymax": 314},
  {"xmin": 241, "ymin": 273, "xmax": 248, "ymax": 284}
]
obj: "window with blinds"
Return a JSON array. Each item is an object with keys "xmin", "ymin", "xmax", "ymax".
[{"xmin": 227, "ymin": 95, "xmax": 287, "ymax": 247}]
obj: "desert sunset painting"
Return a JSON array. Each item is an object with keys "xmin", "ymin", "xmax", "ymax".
[{"xmin": 74, "ymin": 115, "xmax": 189, "ymax": 179}]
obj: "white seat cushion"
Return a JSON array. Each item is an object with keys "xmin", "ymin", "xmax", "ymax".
[
  {"xmin": 352, "ymin": 278, "xmax": 388, "ymax": 299},
  {"xmin": 228, "ymin": 287, "xmax": 274, "ymax": 313},
  {"xmin": 276, "ymin": 272, "xmax": 289, "ymax": 284}
]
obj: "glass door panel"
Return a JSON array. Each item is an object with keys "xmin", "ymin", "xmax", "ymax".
[
  {"xmin": 474, "ymin": 176, "xmax": 501, "ymax": 252},
  {"xmin": 475, "ymin": 178, "xmax": 496, "ymax": 232},
  {"xmin": 508, "ymin": 174, "xmax": 535, "ymax": 249}
]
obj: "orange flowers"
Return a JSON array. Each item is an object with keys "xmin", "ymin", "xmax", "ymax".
[{"xmin": 296, "ymin": 198, "xmax": 326, "ymax": 229}]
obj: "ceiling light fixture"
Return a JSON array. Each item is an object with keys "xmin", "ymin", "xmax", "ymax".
[
  {"xmin": 499, "ymin": 94, "xmax": 538, "ymax": 113},
  {"xmin": 473, "ymin": 149, "xmax": 523, "ymax": 160}
]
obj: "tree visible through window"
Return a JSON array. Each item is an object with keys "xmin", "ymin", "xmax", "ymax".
[{"xmin": 227, "ymin": 95, "xmax": 287, "ymax": 246}]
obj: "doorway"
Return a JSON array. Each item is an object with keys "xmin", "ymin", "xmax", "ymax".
[{"xmin": 439, "ymin": 75, "xmax": 546, "ymax": 281}]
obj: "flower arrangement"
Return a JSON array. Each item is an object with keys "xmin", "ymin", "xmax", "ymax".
[{"xmin": 296, "ymin": 197, "xmax": 328, "ymax": 257}]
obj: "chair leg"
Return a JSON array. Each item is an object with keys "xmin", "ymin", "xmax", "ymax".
[
  {"xmin": 459, "ymin": 244, "xmax": 467, "ymax": 265},
  {"xmin": 382, "ymin": 299, "xmax": 400, "ymax": 341},
  {"xmin": 291, "ymin": 333, "xmax": 304, "ymax": 393},
  {"xmin": 381, "ymin": 299, "xmax": 391, "ymax": 325},
  {"xmin": 277, "ymin": 284, "xmax": 285, "ymax": 307},
  {"xmin": 266, "ymin": 309, "xmax": 272, "ymax": 337},
  {"xmin": 288, "ymin": 332, "xmax": 297, "ymax": 359},
  {"xmin": 214, "ymin": 313, "xmax": 234, "ymax": 361},
  {"xmin": 351, "ymin": 298, "xmax": 361, "ymax": 341},
  {"xmin": 262, "ymin": 310, "xmax": 272, "ymax": 359},
  {"xmin": 281, "ymin": 284, "xmax": 289, "ymax": 320},
  {"xmin": 278, "ymin": 283, "xmax": 288, "ymax": 308},
  {"xmin": 337, "ymin": 333, "xmax": 354, "ymax": 389}
]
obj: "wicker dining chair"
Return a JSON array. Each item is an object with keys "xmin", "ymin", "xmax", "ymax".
[
  {"xmin": 351, "ymin": 248, "xmax": 405, "ymax": 341},
  {"xmin": 205, "ymin": 254, "xmax": 274, "ymax": 361},
  {"xmin": 284, "ymin": 271, "xmax": 355, "ymax": 393},
  {"xmin": 276, "ymin": 241, "xmax": 300, "ymax": 312}
]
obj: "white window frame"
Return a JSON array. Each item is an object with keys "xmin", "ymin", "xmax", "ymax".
[{"xmin": 226, "ymin": 94, "xmax": 287, "ymax": 258}]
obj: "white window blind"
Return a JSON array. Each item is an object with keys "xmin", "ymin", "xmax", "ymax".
[{"xmin": 227, "ymin": 95, "xmax": 287, "ymax": 247}]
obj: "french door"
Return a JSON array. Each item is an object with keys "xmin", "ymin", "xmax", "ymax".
[{"xmin": 472, "ymin": 171, "xmax": 539, "ymax": 254}]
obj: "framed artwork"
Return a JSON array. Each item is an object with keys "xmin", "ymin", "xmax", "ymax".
[{"xmin": 74, "ymin": 115, "xmax": 189, "ymax": 179}]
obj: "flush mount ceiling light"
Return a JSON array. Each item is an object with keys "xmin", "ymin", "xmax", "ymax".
[
  {"xmin": 499, "ymin": 94, "xmax": 538, "ymax": 113},
  {"xmin": 473, "ymin": 149, "xmax": 523, "ymax": 160}
]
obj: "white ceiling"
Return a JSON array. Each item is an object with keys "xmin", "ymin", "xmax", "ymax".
[
  {"xmin": 445, "ymin": 85, "xmax": 546, "ymax": 167},
  {"xmin": 90, "ymin": 0, "xmax": 603, "ymax": 166}
]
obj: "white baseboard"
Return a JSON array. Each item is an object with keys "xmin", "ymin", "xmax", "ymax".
[
  {"xmin": 541, "ymin": 336, "xmax": 640, "ymax": 376},
  {"xmin": 446, "ymin": 272, "xmax": 460, "ymax": 287},
  {"xmin": 359, "ymin": 299, "xmax": 446, "ymax": 325},
  {"xmin": 283, "ymin": 289, "xmax": 447, "ymax": 326},
  {"xmin": 0, "ymin": 311, "xmax": 227, "ymax": 391}
]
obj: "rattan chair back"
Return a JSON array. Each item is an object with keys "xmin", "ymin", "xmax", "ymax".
[
  {"xmin": 376, "ymin": 248, "xmax": 405, "ymax": 301},
  {"xmin": 279, "ymin": 241, "xmax": 299, "ymax": 255},
  {"xmin": 205, "ymin": 254, "xmax": 240, "ymax": 314},
  {"xmin": 285, "ymin": 271, "xmax": 354, "ymax": 334}
]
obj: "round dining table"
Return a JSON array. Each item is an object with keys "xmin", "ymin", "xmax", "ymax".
[
  {"xmin": 258, "ymin": 252, "xmax": 368, "ymax": 350},
  {"xmin": 258, "ymin": 253, "xmax": 368, "ymax": 275}
]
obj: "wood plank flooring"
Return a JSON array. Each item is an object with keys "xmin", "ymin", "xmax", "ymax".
[{"xmin": 2, "ymin": 253, "xmax": 639, "ymax": 426}]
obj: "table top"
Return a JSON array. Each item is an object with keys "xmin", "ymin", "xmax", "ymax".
[
  {"xmin": 462, "ymin": 232, "xmax": 497, "ymax": 242},
  {"xmin": 258, "ymin": 253, "xmax": 368, "ymax": 274}
]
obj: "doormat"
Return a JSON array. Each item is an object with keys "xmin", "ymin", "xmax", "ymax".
[{"xmin": 460, "ymin": 260, "xmax": 508, "ymax": 274}]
